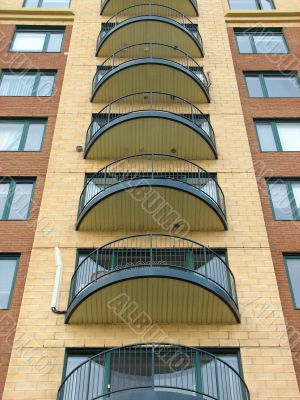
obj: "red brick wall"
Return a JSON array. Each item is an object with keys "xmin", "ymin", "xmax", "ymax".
[
  {"xmin": 0, "ymin": 24, "xmax": 72, "ymax": 396},
  {"xmin": 228, "ymin": 26, "xmax": 300, "ymax": 385}
]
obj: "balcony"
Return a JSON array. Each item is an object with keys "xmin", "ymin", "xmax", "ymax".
[
  {"xmin": 76, "ymin": 153, "xmax": 227, "ymax": 232},
  {"xmin": 66, "ymin": 234, "xmax": 239, "ymax": 324},
  {"xmin": 101, "ymin": 0, "xmax": 199, "ymax": 17},
  {"xmin": 91, "ymin": 43, "xmax": 210, "ymax": 103},
  {"xmin": 97, "ymin": 4, "xmax": 202, "ymax": 57},
  {"xmin": 86, "ymin": 92, "xmax": 216, "ymax": 160},
  {"xmin": 57, "ymin": 344, "xmax": 250, "ymax": 400}
]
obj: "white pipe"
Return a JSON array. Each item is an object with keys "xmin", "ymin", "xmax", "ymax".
[{"xmin": 51, "ymin": 246, "xmax": 64, "ymax": 310}]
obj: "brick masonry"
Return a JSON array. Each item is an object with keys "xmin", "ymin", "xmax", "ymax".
[
  {"xmin": 228, "ymin": 26, "xmax": 300, "ymax": 386},
  {"xmin": 2, "ymin": 1, "xmax": 300, "ymax": 399},
  {"xmin": 0, "ymin": 23, "xmax": 71, "ymax": 398}
]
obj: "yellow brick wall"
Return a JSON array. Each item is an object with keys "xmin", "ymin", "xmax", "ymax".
[{"xmin": 2, "ymin": 0, "xmax": 300, "ymax": 398}]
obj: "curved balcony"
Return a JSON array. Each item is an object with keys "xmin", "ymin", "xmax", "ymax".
[
  {"xmin": 86, "ymin": 92, "xmax": 216, "ymax": 160},
  {"xmin": 66, "ymin": 234, "xmax": 239, "ymax": 324},
  {"xmin": 101, "ymin": 0, "xmax": 199, "ymax": 17},
  {"xmin": 92, "ymin": 43, "xmax": 210, "ymax": 103},
  {"xmin": 76, "ymin": 153, "xmax": 227, "ymax": 232},
  {"xmin": 57, "ymin": 343, "xmax": 250, "ymax": 400},
  {"xmin": 97, "ymin": 4, "xmax": 202, "ymax": 57}
]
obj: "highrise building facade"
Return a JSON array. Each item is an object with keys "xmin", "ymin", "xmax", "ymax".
[{"xmin": 0, "ymin": 0, "xmax": 300, "ymax": 399}]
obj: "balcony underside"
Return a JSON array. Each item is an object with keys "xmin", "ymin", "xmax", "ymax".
[
  {"xmin": 98, "ymin": 18, "xmax": 202, "ymax": 57},
  {"xmin": 85, "ymin": 113, "xmax": 217, "ymax": 160},
  {"xmin": 76, "ymin": 180, "xmax": 227, "ymax": 232},
  {"xmin": 101, "ymin": 0, "xmax": 199, "ymax": 16},
  {"xmin": 66, "ymin": 267, "xmax": 240, "ymax": 324},
  {"xmin": 92, "ymin": 61, "xmax": 209, "ymax": 104}
]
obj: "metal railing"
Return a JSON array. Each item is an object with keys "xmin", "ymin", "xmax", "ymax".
[
  {"xmin": 92, "ymin": 43, "xmax": 209, "ymax": 94},
  {"xmin": 78, "ymin": 153, "xmax": 226, "ymax": 218},
  {"xmin": 86, "ymin": 91, "xmax": 215, "ymax": 149},
  {"xmin": 97, "ymin": 4, "xmax": 202, "ymax": 50},
  {"xmin": 100, "ymin": 0, "xmax": 199, "ymax": 14},
  {"xmin": 68, "ymin": 234, "xmax": 237, "ymax": 308},
  {"xmin": 57, "ymin": 343, "xmax": 250, "ymax": 400}
]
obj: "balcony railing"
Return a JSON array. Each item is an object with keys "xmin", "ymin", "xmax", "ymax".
[
  {"xmin": 68, "ymin": 234, "xmax": 238, "ymax": 309},
  {"xmin": 86, "ymin": 91, "xmax": 215, "ymax": 150},
  {"xmin": 97, "ymin": 4, "xmax": 202, "ymax": 50},
  {"xmin": 57, "ymin": 343, "xmax": 250, "ymax": 400},
  {"xmin": 78, "ymin": 153, "xmax": 225, "ymax": 219},
  {"xmin": 92, "ymin": 43, "xmax": 210, "ymax": 95}
]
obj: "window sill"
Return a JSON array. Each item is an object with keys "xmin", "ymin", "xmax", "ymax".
[
  {"xmin": 0, "ymin": 8, "xmax": 74, "ymax": 21},
  {"xmin": 225, "ymin": 10, "xmax": 300, "ymax": 22}
]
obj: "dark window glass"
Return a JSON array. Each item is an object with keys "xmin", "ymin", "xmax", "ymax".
[
  {"xmin": 268, "ymin": 180, "xmax": 300, "ymax": 220},
  {"xmin": 11, "ymin": 29, "xmax": 64, "ymax": 52},
  {"xmin": 0, "ymin": 179, "xmax": 34, "ymax": 220},
  {"xmin": 285, "ymin": 256, "xmax": 300, "ymax": 308},
  {"xmin": 256, "ymin": 120, "xmax": 300, "ymax": 151},
  {"xmin": 0, "ymin": 256, "xmax": 19, "ymax": 309},
  {"xmin": 23, "ymin": 0, "xmax": 70, "ymax": 8},
  {"xmin": 245, "ymin": 75, "xmax": 264, "ymax": 97},
  {"xmin": 0, "ymin": 120, "xmax": 46, "ymax": 151},
  {"xmin": 236, "ymin": 30, "xmax": 288, "ymax": 54},
  {"xmin": 0, "ymin": 71, "xmax": 56, "ymax": 97},
  {"xmin": 229, "ymin": 0, "xmax": 275, "ymax": 9},
  {"xmin": 264, "ymin": 75, "xmax": 300, "ymax": 97},
  {"xmin": 245, "ymin": 73, "xmax": 300, "ymax": 98}
]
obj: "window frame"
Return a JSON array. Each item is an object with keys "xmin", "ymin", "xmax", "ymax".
[
  {"xmin": 62, "ymin": 347, "xmax": 243, "ymax": 381},
  {"xmin": 283, "ymin": 254, "xmax": 300, "ymax": 309},
  {"xmin": 0, "ymin": 178, "xmax": 36, "ymax": 221},
  {"xmin": 0, "ymin": 254, "xmax": 20, "ymax": 310},
  {"xmin": 235, "ymin": 29, "xmax": 288, "ymax": 54},
  {"xmin": 229, "ymin": 0, "xmax": 275, "ymax": 10},
  {"xmin": 0, "ymin": 118, "xmax": 47, "ymax": 152},
  {"xmin": 23, "ymin": 0, "xmax": 71, "ymax": 8},
  {"xmin": 244, "ymin": 72, "xmax": 300, "ymax": 98},
  {"xmin": 255, "ymin": 119, "xmax": 300, "ymax": 152},
  {"xmin": 0, "ymin": 70, "xmax": 57, "ymax": 97},
  {"xmin": 267, "ymin": 178, "xmax": 300, "ymax": 221},
  {"xmin": 10, "ymin": 27, "xmax": 65, "ymax": 53}
]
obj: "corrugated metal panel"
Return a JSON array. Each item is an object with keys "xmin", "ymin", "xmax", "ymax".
[
  {"xmin": 99, "ymin": 20, "xmax": 201, "ymax": 57},
  {"xmin": 69, "ymin": 277, "xmax": 236, "ymax": 324}
]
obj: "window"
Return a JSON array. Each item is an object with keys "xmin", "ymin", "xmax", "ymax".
[
  {"xmin": 63, "ymin": 348, "xmax": 242, "ymax": 399},
  {"xmin": 268, "ymin": 179, "xmax": 300, "ymax": 220},
  {"xmin": 235, "ymin": 29, "xmax": 288, "ymax": 54},
  {"xmin": 23, "ymin": 0, "xmax": 71, "ymax": 8},
  {"xmin": 0, "ymin": 119, "xmax": 46, "ymax": 151},
  {"xmin": 0, "ymin": 71, "xmax": 56, "ymax": 97},
  {"xmin": 256, "ymin": 120, "xmax": 300, "ymax": 152},
  {"xmin": 0, "ymin": 179, "xmax": 35, "ymax": 220},
  {"xmin": 11, "ymin": 28, "xmax": 64, "ymax": 52},
  {"xmin": 244, "ymin": 72, "xmax": 300, "ymax": 98},
  {"xmin": 229, "ymin": 0, "xmax": 275, "ymax": 9},
  {"xmin": 284, "ymin": 256, "xmax": 300, "ymax": 308},
  {"xmin": 0, "ymin": 255, "xmax": 19, "ymax": 309}
]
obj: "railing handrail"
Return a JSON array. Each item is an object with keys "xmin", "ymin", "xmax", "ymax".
[
  {"xmin": 57, "ymin": 343, "xmax": 250, "ymax": 400},
  {"xmin": 100, "ymin": 0, "xmax": 199, "ymax": 14},
  {"xmin": 92, "ymin": 42, "xmax": 209, "ymax": 93},
  {"xmin": 97, "ymin": 4, "xmax": 202, "ymax": 52},
  {"xmin": 86, "ymin": 91, "xmax": 215, "ymax": 147},
  {"xmin": 105, "ymin": 3, "xmax": 195, "ymax": 28},
  {"xmin": 78, "ymin": 153, "xmax": 225, "ymax": 217},
  {"xmin": 69, "ymin": 234, "xmax": 237, "ymax": 307}
]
